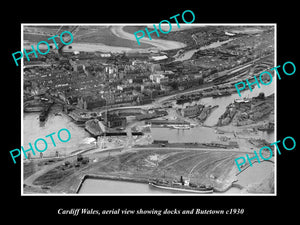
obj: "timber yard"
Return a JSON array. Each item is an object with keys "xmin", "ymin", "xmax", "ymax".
[{"xmin": 22, "ymin": 25, "xmax": 275, "ymax": 194}]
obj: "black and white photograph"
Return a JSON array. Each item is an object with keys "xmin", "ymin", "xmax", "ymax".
[
  {"xmin": 21, "ymin": 24, "xmax": 276, "ymax": 195},
  {"xmin": 3, "ymin": 3, "xmax": 298, "ymax": 221}
]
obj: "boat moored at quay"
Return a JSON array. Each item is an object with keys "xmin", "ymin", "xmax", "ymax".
[{"xmin": 149, "ymin": 177, "xmax": 213, "ymax": 194}]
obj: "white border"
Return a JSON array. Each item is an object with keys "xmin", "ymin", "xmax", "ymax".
[
  {"xmin": 21, "ymin": 23, "xmax": 277, "ymax": 196},
  {"xmin": 21, "ymin": 23, "xmax": 24, "ymax": 196}
]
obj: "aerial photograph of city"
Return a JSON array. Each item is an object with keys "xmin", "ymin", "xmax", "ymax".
[{"xmin": 22, "ymin": 24, "xmax": 275, "ymax": 195}]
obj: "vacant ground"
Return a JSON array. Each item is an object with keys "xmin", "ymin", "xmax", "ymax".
[{"xmin": 28, "ymin": 148, "xmax": 246, "ymax": 193}]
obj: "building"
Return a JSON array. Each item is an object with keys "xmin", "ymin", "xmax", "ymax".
[
  {"xmin": 150, "ymin": 55, "xmax": 168, "ymax": 61},
  {"xmin": 150, "ymin": 64, "xmax": 162, "ymax": 73},
  {"xmin": 100, "ymin": 53, "xmax": 111, "ymax": 57},
  {"xmin": 105, "ymin": 114, "xmax": 127, "ymax": 128},
  {"xmin": 77, "ymin": 96, "xmax": 106, "ymax": 110},
  {"xmin": 136, "ymin": 94, "xmax": 152, "ymax": 105},
  {"xmin": 181, "ymin": 105, "xmax": 203, "ymax": 117},
  {"xmin": 149, "ymin": 74, "xmax": 169, "ymax": 84}
]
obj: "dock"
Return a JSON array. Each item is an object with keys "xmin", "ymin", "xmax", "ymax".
[{"xmin": 39, "ymin": 102, "xmax": 54, "ymax": 122}]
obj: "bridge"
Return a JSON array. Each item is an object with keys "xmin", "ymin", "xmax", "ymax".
[{"xmin": 56, "ymin": 26, "xmax": 80, "ymax": 54}]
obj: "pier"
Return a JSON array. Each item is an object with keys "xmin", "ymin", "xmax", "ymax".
[{"xmin": 39, "ymin": 102, "xmax": 54, "ymax": 122}]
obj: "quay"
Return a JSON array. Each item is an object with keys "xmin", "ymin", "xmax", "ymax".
[
  {"xmin": 146, "ymin": 120, "xmax": 190, "ymax": 125},
  {"xmin": 75, "ymin": 174, "xmax": 149, "ymax": 194},
  {"xmin": 39, "ymin": 102, "xmax": 54, "ymax": 122}
]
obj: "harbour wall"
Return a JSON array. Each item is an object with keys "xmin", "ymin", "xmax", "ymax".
[{"xmin": 75, "ymin": 174, "xmax": 149, "ymax": 194}]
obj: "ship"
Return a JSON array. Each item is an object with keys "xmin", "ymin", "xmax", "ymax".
[
  {"xmin": 212, "ymin": 91, "xmax": 232, "ymax": 98},
  {"xmin": 172, "ymin": 124, "xmax": 190, "ymax": 130},
  {"xmin": 234, "ymin": 97, "xmax": 250, "ymax": 103},
  {"xmin": 24, "ymin": 101, "xmax": 45, "ymax": 112},
  {"xmin": 149, "ymin": 177, "xmax": 213, "ymax": 194}
]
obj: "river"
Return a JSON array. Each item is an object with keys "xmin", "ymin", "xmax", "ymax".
[
  {"xmin": 61, "ymin": 26, "xmax": 187, "ymax": 53},
  {"xmin": 110, "ymin": 26, "xmax": 186, "ymax": 50},
  {"xmin": 174, "ymin": 39, "xmax": 234, "ymax": 62}
]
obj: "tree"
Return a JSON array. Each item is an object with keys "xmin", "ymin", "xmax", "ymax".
[{"xmin": 169, "ymin": 82, "xmax": 178, "ymax": 90}]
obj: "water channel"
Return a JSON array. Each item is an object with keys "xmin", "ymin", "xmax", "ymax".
[{"xmin": 174, "ymin": 39, "xmax": 234, "ymax": 62}]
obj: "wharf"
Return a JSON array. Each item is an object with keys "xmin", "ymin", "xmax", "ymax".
[
  {"xmin": 39, "ymin": 102, "xmax": 54, "ymax": 122},
  {"xmin": 100, "ymin": 131, "xmax": 143, "ymax": 137},
  {"xmin": 147, "ymin": 120, "xmax": 190, "ymax": 125}
]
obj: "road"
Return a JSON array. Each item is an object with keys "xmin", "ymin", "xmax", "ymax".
[
  {"xmin": 130, "ymin": 146, "xmax": 252, "ymax": 154},
  {"xmin": 110, "ymin": 26, "xmax": 186, "ymax": 50},
  {"xmin": 24, "ymin": 64, "xmax": 51, "ymax": 69}
]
